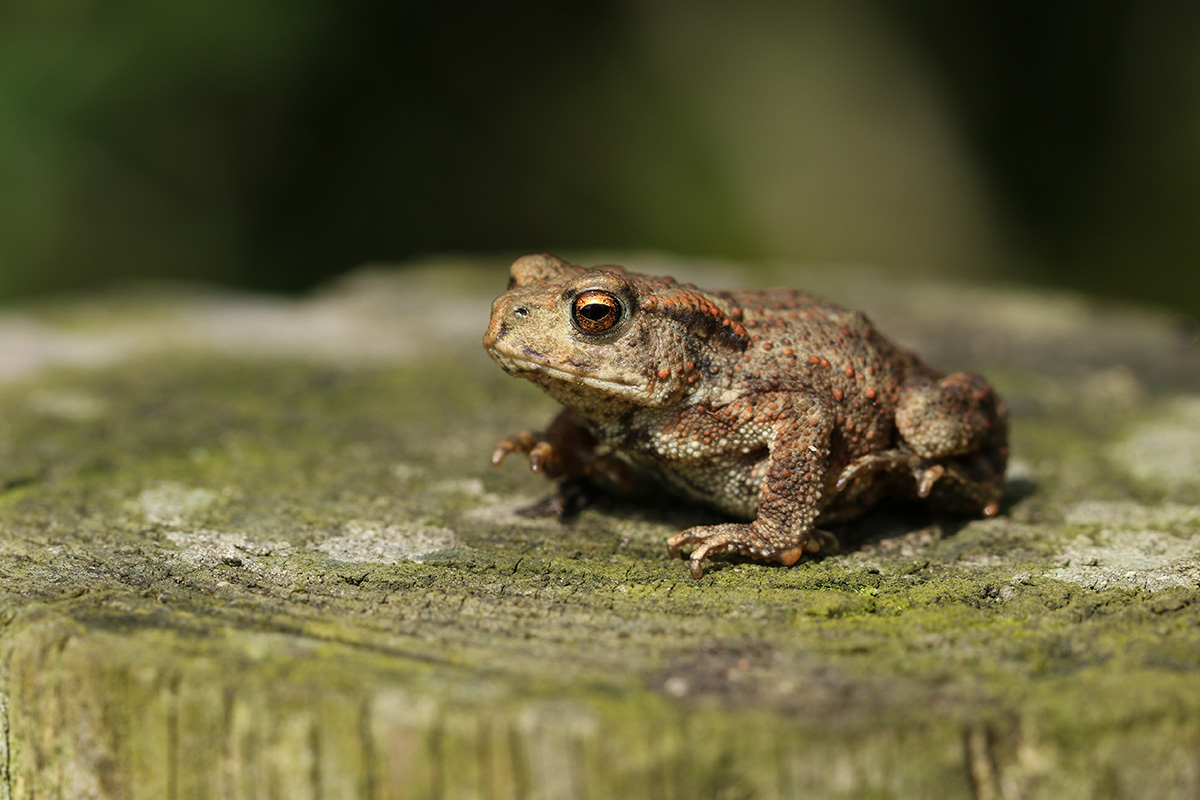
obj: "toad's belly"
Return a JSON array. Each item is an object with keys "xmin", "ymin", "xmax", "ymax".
[
  {"xmin": 628, "ymin": 450, "xmax": 768, "ymax": 520},
  {"xmin": 626, "ymin": 441, "xmax": 912, "ymax": 524}
]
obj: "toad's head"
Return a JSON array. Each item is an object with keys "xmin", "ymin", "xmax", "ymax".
[{"xmin": 483, "ymin": 254, "xmax": 748, "ymax": 417}]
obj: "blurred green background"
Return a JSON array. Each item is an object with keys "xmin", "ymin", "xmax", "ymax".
[{"xmin": 2, "ymin": 0, "xmax": 1198, "ymax": 317}]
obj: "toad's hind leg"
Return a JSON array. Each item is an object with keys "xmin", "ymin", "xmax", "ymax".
[{"xmin": 893, "ymin": 372, "xmax": 1009, "ymax": 517}]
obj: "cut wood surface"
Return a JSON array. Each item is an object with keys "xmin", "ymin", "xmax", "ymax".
[{"xmin": 0, "ymin": 256, "xmax": 1197, "ymax": 799}]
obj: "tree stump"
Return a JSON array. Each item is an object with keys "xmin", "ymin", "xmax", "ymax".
[{"xmin": 0, "ymin": 257, "xmax": 1197, "ymax": 798}]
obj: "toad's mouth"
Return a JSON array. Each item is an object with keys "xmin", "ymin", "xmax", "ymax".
[{"xmin": 486, "ymin": 346, "xmax": 641, "ymax": 390}]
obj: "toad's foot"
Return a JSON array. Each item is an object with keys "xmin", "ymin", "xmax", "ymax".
[
  {"xmin": 491, "ymin": 430, "xmax": 634, "ymax": 487},
  {"xmin": 491, "ymin": 431, "xmax": 577, "ymax": 478},
  {"xmin": 666, "ymin": 522, "xmax": 824, "ymax": 579}
]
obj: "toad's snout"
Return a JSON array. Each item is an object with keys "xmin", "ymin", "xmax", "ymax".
[{"xmin": 482, "ymin": 294, "xmax": 531, "ymax": 350}]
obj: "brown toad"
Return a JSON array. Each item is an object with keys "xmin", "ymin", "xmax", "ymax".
[{"xmin": 483, "ymin": 253, "xmax": 1008, "ymax": 578}]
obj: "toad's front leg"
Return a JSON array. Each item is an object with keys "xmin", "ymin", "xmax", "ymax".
[
  {"xmin": 492, "ymin": 408, "xmax": 635, "ymax": 488},
  {"xmin": 667, "ymin": 395, "xmax": 835, "ymax": 578}
]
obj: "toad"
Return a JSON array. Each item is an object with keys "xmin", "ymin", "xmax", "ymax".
[{"xmin": 483, "ymin": 254, "xmax": 1007, "ymax": 578}]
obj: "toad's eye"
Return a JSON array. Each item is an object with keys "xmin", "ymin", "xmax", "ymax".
[{"xmin": 571, "ymin": 290, "xmax": 624, "ymax": 335}]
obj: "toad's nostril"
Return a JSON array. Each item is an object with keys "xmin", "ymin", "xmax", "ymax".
[{"xmin": 513, "ymin": 306, "xmax": 530, "ymax": 318}]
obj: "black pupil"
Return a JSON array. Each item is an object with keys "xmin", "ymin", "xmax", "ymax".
[{"xmin": 580, "ymin": 303, "xmax": 613, "ymax": 322}]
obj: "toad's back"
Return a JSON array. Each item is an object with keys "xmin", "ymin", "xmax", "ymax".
[{"xmin": 714, "ymin": 286, "xmax": 931, "ymax": 410}]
